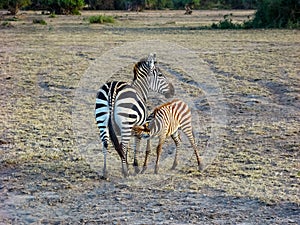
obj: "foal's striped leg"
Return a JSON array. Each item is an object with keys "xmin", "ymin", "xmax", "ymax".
[
  {"xmin": 182, "ymin": 125, "xmax": 203, "ymax": 171},
  {"xmin": 171, "ymin": 130, "xmax": 181, "ymax": 170},
  {"xmin": 155, "ymin": 135, "xmax": 167, "ymax": 174},
  {"xmin": 141, "ymin": 139, "xmax": 151, "ymax": 174}
]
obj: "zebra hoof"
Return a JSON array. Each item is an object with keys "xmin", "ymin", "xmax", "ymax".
[
  {"xmin": 122, "ymin": 170, "xmax": 129, "ymax": 178},
  {"xmin": 171, "ymin": 163, "xmax": 178, "ymax": 170},
  {"xmin": 198, "ymin": 164, "xmax": 204, "ymax": 171},
  {"xmin": 141, "ymin": 167, "xmax": 147, "ymax": 174},
  {"xmin": 100, "ymin": 175, "xmax": 109, "ymax": 181},
  {"xmin": 134, "ymin": 166, "xmax": 140, "ymax": 174}
]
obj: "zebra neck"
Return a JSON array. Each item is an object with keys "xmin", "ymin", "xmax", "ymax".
[{"xmin": 132, "ymin": 78, "xmax": 149, "ymax": 101}]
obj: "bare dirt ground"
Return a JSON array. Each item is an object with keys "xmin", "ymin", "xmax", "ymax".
[{"xmin": 0, "ymin": 10, "xmax": 299, "ymax": 224}]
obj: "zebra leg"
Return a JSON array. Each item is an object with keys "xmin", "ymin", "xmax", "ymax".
[
  {"xmin": 133, "ymin": 136, "xmax": 141, "ymax": 174},
  {"xmin": 181, "ymin": 124, "xmax": 203, "ymax": 171},
  {"xmin": 171, "ymin": 131, "xmax": 181, "ymax": 170},
  {"xmin": 141, "ymin": 139, "xmax": 151, "ymax": 174},
  {"xmin": 101, "ymin": 139, "xmax": 109, "ymax": 180},
  {"xmin": 154, "ymin": 136, "xmax": 165, "ymax": 174},
  {"xmin": 99, "ymin": 127, "xmax": 109, "ymax": 180},
  {"xmin": 192, "ymin": 142, "xmax": 203, "ymax": 171},
  {"xmin": 120, "ymin": 132, "xmax": 132, "ymax": 177},
  {"xmin": 116, "ymin": 142, "xmax": 129, "ymax": 178},
  {"xmin": 186, "ymin": 130, "xmax": 203, "ymax": 171}
]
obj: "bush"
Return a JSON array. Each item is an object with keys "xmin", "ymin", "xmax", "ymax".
[
  {"xmin": 49, "ymin": 13, "xmax": 56, "ymax": 18},
  {"xmin": 210, "ymin": 0, "xmax": 300, "ymax": 29},
  {"xmin": 249, "ymin": 0, "xmax": 300, "ymax": 28},
  {"xmin": 4, "ymin": 16, "xmax": 20, "ymax": 21},
  {"xmin": 33, "ymin": 18, "xmax": 47, "ymax": 25},
  {"xmin": 0, "ymin": 0, "xmax": 31, "ymax": 15},
  {"xmin": 211, "ymin": 14, "xmax": 242, "ymax": 29},
  {"xmin": 39, "ymin": 0, "xmax": 84, "ymax": 15},
  {"xmin": 89, "ymin": 15, "xmax": 115, "ymax": 24},
  {"xmin": 1, "ymin": 21, "xmax": 14, "ymax": 28}
]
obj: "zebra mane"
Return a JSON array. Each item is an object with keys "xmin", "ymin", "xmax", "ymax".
[
  {"xmin": 133, "ymin": 54, "xmax": 157, "ymax": 81},
  {"xmin": 133, "ymin": 61, "xmax": 144, "ymax": 81}
]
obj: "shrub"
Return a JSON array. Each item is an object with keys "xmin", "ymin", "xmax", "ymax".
[
  {"xmin": 250, "ymin": 0, "xmax": 300, "ymax": 28},
  {"xmin": 1, "ymin": 21, "xmax": 14, "ymax": 28},
  {"xmin": 0, "ymin": 0, "xmax": 31, "ymax": 15},
  {"xmin": 89, "ymin": 15, "xmax": 115, "ymax": 24},
  {"xmin": 33, "ymin": 18, "xmax": 47, "ymax": 25},
  {"xmin": 49, "ymin": 13, "xmax": 56, "ymax": 18},
  {"xmin": 39, "ymin": 0, "xmax": 84, "ymax": 15},
  {"xmin": 211, "ymin": 14, "xmax": 242, "ymax": 29},
  {"xmin": 4, "ymin": 17, "xmax": 20, "ymax": 21},
  {"xmin": 210, "ymin": 0, "xmax": 300, "ymax": 29}
]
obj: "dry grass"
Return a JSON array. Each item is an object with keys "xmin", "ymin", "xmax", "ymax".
[{"xmin": 0, "ymin": 10, "xmax": 299, "ymax": 224}]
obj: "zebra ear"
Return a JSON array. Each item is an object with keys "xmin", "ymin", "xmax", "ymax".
[{"xmin": 147, "ymin": 53, "xmax": 157, "ymax": 68}]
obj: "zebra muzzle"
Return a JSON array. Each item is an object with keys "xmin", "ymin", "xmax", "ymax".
[{"xmin": 164, "ymin": 83, "xmax": 175, "ymax": 98}]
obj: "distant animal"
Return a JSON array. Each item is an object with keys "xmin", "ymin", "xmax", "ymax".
[
  {"xmin": 132, "ymin": 99, "xmax": 203, "ymax": 174},
  {"xmin": 95, "ymin": 53, "xmax": 175, "ymax": 179},
  {"xmin": 184, "ymin": 4, "xmax": 193, "ymax": 15}
]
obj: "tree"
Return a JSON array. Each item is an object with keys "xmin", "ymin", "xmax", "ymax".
[
  {"xmin": 89, "ymin": 0, "xmax": 114, "ymax": 9},
  {"xmin": 0, "ymin": 0, "xmax": 31, "ymax": 15},
  {"xmin": 40, "ymin": 0, "xmax": 85, "ymax": 14},
  {"xmin": 223, "ymin": 0, "xmax": 257, "ymax": 9},
  {"xmin": 250, "ymin": 0, "xmax": 300, "ymax": 28},
  {"xmin": 145, "ymin": 0, "xmax": 173, "ymax": 9}
]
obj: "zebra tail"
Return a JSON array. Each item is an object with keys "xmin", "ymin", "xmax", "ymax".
[{"xmin": 108, "ymin": 115, "xmax": 119, "ymax": 149}]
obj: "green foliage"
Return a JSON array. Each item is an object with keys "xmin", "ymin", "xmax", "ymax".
[
  {"xmin": 49, "ymin": 12, "xmax": 56, "ymax": 18},
  {"xmin": 4, "ymin": 16, "xmax": 20, "ymax": 21},
  {"xmin": 38, "ymin": 0, "xmax": 84, "ymax": 15},
  {"xmin": 223, "ymin": 0, "xmax": 257, "ymax": 9},
  {"xmin": 146, "ymin": 0, "xmax": 174, "ymax": 9},
  {"xmin": 209, "ymin": 0, "xmax": 300, "ymax": 29},
  {"xmin": 1, "ymin": 21, "xmax": 14, "ymax": 28},
  {"xmin": 211, "ymin": 14, "xmax": 242, "ymax": 29},
  {"xmin": 85, "ymin": 0, "xmax": 256, "ymax": 10},
  {"xmin": 248, "ymin": 0, "xmax": 300, "ymax": 28},
  {"xmin": 0, "ymin": 0, "xmax": 31, "ymax": 15},
  {"xmin": 88, "ymin": 15, "xmax": 115, "ymax": 24},
  {"xmin": 3, "ymin": 0, "xmax": 259, "ymax": 11},
  {"xmin": 33, "ymin": 18, "xmax": 47, "ymax": 25},
  {"xmin": 89, "ymin": 0, "xmax": 114, "ymax": 9}
]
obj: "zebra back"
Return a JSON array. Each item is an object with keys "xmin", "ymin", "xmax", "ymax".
[{"xmin": 145, "ymin": 99, "xmax": 193, "ymax": 138}]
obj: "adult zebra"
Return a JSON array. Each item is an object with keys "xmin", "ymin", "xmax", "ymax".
[
  {"xmin": 95, "ymin": 54, "xmax": 174, "ymax": 178},
  {"xmin": 132, "ymin": 99, "xmax": 203, "ymax": 174}
]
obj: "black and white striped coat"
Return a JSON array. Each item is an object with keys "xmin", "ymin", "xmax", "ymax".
[
  {"xmin": 95, "ymin": 54, "xmax": 174, "ymax": 178},
  {"xmin": 133, "ymin": 99, "xmax": 202, "ymax": 174}
]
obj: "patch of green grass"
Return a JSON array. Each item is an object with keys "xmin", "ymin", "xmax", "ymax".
[
  {"xmin": 49, "ymin": 13, "xmax": 56, "ymax": 18},
  {"xmin": 4, "ymin": 16, "xmax": 20, "ymax": 22},
  {"xmin": 211, "ymin": 14, "xmax": 243, "ymax": 29},
  {"xmin": 33, "ymin": 19, "xmax": 47, "ymax": 25},
  {"xmin": 1, "ymin": 21, "xmax": 14, "ymax": 28},
  {"xmin": 88, "ymin": 15, "xmax": 115, "ymax": 24}
]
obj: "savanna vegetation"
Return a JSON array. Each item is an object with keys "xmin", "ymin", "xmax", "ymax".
[
  {"xmin": 1, "ymin": 9, "xmax": 299, "ymax": 223},
  {"xmin": 0, "ymin": 0, "xmax": 299, "ymax": 28}
]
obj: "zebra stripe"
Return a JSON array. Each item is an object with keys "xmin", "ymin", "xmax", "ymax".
[
  {"xmin": 95, "ymin": 53, "xmax": 174, "ymax": 178},
  {"xmin": 132, "ymin": 99, "xmax": 202, "ymax": 174}
]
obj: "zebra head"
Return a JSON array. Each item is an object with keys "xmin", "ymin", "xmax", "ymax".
[
  {"xmin": 132, "ymin": 110, "xmax": 155, "ymax": 139},
  {"xmin": 132, "ymin": 124, "xmax": 151, "ymax": 139},
  {"xmin": 146, "ymin": 55, "xmax": 175, "ymax": 99},
  {"xmin": 149, "ymin": 67, "xmax": 175, "ymax": 98},
  {"xmin": 133, "ymin": 53, "xmax": 175, "ymax": 99}
]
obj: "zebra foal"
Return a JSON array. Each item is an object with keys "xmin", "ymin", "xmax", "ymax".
[
  {"xmin": 95, "ymin": 54, "xmax": 174, "ymax": 178},
  {"xmin": 133, "ymin": 99, "xmax": 203, "ymax": 174}
]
